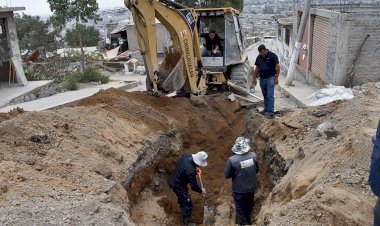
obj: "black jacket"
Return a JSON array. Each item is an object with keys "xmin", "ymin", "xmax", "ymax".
[
  {"xmin": 167, "ymin": 153, "xmax": 202, "ymax": 193},
  {"xmin": 224, "ymin": 152, "xmax": 259, "ymax": 193}
]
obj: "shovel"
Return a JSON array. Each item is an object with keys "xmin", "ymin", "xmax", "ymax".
[{"xmin": 197, "ymin": 168, "xmax": 215, "ymax": 225}]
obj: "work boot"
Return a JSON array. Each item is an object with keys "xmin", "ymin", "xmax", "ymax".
[{"xmin": 182, "ymin": 217, "xmax": 190, "ymax": 226}]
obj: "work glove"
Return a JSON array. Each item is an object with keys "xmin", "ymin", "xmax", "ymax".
[
  {"xmin": 202, "ymin": 188, "xmax": 206, "ymax": 194},
  {"xmin": 250, "ymin": 86, "xmax": 256, "ymax": 93}
]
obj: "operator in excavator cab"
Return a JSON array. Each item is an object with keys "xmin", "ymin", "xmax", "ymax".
[{"xmin": 200, "ymin": 30, "xmax": 223, "ymax": 57}]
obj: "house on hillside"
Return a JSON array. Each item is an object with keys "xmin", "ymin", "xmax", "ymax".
[
  {"xmin": 106, "ymin": 20, "xmax": 171, "ymax": 54},
  {"xmin": 0, "ymin": 7, "xmax": 27, "ymax": 86},
  {"xmin": 291, "ymin": 3, "xmax": 380, "ymax": 87}
]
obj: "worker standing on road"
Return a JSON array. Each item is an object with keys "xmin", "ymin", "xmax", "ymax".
[
  {"xmin": 168, "ymin": 151, "xmax": 208, "ymax": 226},
  {"xmin": 369, "ymin": 119, "xmax": 380, "ymax": 226},
  {"xmin": 224, "ymin": 137, "xmax": 259, "ymax": 225},
  {"xmin": 251, "ymin": 44, "xmax": 280, "ymax": 119}
]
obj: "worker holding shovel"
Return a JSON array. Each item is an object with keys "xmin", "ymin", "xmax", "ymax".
[
  {"xmin": 224, "ymin": 137, "xmax": 259, "ymax": 226},
  {"xmin": 167, "ymin": 151, "xmax": 208, "ymax": 226}
]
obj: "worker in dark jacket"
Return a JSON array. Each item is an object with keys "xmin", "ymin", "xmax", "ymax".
[
  {"xmin": 370, "ymin": 119, "xmax": 380, "ymax": 226},
  {"xmin": 224, "ymin": 137, "xmax": 259, "ymax": 226},
  {"xmin": 168, "ymin": 151, "xmax": 208, "ymax": 225}
]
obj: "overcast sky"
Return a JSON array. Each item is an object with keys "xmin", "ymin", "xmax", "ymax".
[{"xmin": 0, "ymin": 0, "xmax": 125, "ymax": 16}]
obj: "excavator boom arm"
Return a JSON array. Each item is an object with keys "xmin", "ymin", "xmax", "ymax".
[{"xmin": 125, "ymin": 0, "xmax": 203, "ymax": 94}]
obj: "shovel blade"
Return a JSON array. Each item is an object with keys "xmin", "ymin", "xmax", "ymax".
[{"xmin": 203, "ymin": 205, "xmax": 215, "ymax": 225}]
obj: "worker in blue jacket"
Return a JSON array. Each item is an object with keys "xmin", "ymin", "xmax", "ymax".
[
  {"xmin": 370, "ymin": 119, "xmax": 380, "ymax": 226},
  {"xmin": 224, "ymin": 137, "xmax": 259, "ymax": 225},
  {"xmin": 167, "ymin": 151, "xmax": 207, "ymax": 226}
]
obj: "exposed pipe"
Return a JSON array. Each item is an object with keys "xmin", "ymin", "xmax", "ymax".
[{"xmin": 285, "ymin": 0, "xmax": 312, "ymax": 86}]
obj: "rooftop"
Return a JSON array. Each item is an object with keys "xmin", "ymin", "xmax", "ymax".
[
  {"xmin": 273, "ymin": 15, "xmax": 293, "ymax": 26},
  {"xmin": 311, "ymin": 3, "xmax": 380, "ymax": 13},
  {"xmin": 0, "ymin": 7, "xmax": 25, "ymax": 13}
]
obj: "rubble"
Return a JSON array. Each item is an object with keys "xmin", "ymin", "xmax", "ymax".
[{"xmin": 307, "ymin": 85, "xmax": 354, "ymax": 106}]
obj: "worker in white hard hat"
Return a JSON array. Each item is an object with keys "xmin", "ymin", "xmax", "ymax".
[
  {"xmin": 224, "ymin": 137, "xmax": 259, "ymax": 226},
  {"xmin": 167, "ymin": 151, "xmax": 208, "ymax": 226}
]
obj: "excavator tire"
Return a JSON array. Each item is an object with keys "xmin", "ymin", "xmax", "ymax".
[{"xmin": 230, "ymin": 59, "xmax": 251, "ymax": 94}]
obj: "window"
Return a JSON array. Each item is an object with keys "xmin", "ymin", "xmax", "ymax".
[
  {"xmin": 0, "ymin": 19, "xmax": 9, "ymax": 62},
  {"xmin": 278, "ymin": 27, "xmax": 282, "ymax": 40},
  {"xmin": 285, "ymin": 28, "xmax": 290, "ymax": 46}
]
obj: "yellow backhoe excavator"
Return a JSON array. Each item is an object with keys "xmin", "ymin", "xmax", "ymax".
[{"xmin": 124, "ymin": 0, "xmax": 252, "ymax": 96}]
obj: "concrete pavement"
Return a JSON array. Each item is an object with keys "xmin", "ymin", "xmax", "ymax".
[
  {"xmin": 0, "ymin": 72, "xmax": 143, "ymax": 113},
  {"xmin": 245, "ymin": 41, "xmax": 317, "ymax": 108},
  {"xmin": 0, "ymin": 80, "xmax": 53, "ymax": 107}
]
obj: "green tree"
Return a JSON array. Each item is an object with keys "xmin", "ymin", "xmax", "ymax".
[
  {"xmin": 66, "ymin": 24, "xmax": 100, "ymax": 47},
  {"xmin": 47, "ymin": 0, "xmax": 101, "ymax": 71},
  {"xmin": 15, "ymin": 13, "xmax": 61, "ymax": 56}
]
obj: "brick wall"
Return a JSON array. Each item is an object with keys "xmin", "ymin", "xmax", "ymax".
[{"xmin": 344, "ymin": 14, "xmax": 380, "ymax": 86}]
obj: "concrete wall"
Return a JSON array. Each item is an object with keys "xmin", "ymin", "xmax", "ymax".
[
  {"xmin": 337, "ymin": 13, "xmax": 380, "ymax": 86},
  {"xmin": 0, "ymin": 9, "xmax": 27, "ymax": 85},
  {"xmin": 127, "ymin": 23, "xmax": 171, "ymax": 54},
  {"xmin": 274, "ymin": 24, "xmax": 292, "ymax": 75}
]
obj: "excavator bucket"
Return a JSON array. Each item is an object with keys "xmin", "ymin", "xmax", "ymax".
[{"xmin": 157, "ymin": 50, "xmax": 186, "ymax": 92}]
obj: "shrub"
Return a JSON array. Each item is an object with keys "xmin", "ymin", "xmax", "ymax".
[
  {"xmin": 77, "ymin": 67, "xmax": 109, "ymax": 84},
  {"xmin": 64, "ymin": 74, "xmax": 79, "ymax": 90}
]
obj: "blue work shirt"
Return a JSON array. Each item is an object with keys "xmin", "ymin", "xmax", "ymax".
[{"xmin": 370, "ymin": 119, "xmax": 380, "ymax": 197}]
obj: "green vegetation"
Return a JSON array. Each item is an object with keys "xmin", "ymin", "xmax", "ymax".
[
  {"xmin": 64, "ymin": 74, "xmax": 79, "ymax": 90},
  {"xmin": 63, "ymin": 67, "xmax": 109, "ymax": 91},
  {"xmin": 66, "ymin": 24, "xmax": 101, "ymax": 47},
  {"xmin": 48, "ymin": 0, "xmax": 101, "ymax": 71},
  {"xmin": 176, "ymin": 0, "xmax": 244, "ymax": 11},
  {"xmin": 15, "ymin": 13, "xmax": 61, "ymax": 56},
  {"xmin": 77, "ymin": 67, "xmax": 110, "ymax": 84}
]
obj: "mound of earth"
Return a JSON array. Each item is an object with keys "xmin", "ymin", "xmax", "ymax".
[{"xmin": 0, "ymin": 85, "xmax": 379, "ymax": 226}]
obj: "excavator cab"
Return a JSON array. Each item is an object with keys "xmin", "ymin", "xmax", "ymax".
[
  {"xmin": 197, "ymin": 8, "xmax": 245, "ymax": 71},
  {"xmin": 195, "ymin": 8, "xmax": 250, "ymax": 93}
]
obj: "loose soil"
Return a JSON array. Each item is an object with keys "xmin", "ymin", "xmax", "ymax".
[{"xmin": 0, "ymin": 85, "xmax": 379, "ymax": 225}]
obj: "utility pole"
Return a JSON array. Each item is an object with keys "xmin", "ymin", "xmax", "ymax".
[{"xmin": 285, "ymin": 0, "xmax": 312, "ymax": 86}]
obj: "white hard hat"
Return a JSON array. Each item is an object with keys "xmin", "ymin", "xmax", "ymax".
[
  {"xmin": 192, "ymin": 151, "xmax": 208, "ymax": 167},
  {"xmin": 232, "ymin": 137, "xmax": 250, "ymax": 155}
]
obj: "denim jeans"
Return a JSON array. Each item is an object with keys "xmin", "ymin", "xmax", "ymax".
[
  {"xmin": 201, "ymin": 48, "xmax": 222, "ymax": 57},
  {"xmin": 259, "ymin": 76, "xmax": 275, "ymax": 116},
  {"xmin": 375, "ymin": 199, "xmax": 380, "ymax": 226},
  {"xmin": 233, "ymin": 192, "xmax": 255, "ymax": 225}
]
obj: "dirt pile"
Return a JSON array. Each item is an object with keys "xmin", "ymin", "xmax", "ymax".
[
  {"xmin": 253, "ymin": 85, "xmax": 380, "ymax": 225},
  {"xmin": 0, "ymin": 85, "xmax": 379, "ymax": 226},
  {"xmin": 0, "ymin": 88, "xmax": 248, "ymax": 225}
]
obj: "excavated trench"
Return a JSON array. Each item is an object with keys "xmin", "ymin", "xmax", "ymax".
[{"xmin": 125, "ymin": 110, "xmax": 288, "ymax": 225}]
